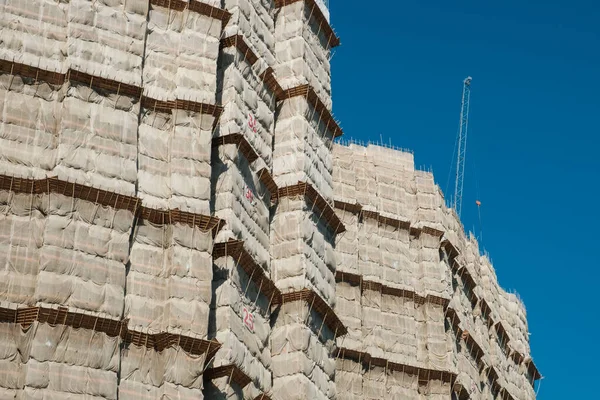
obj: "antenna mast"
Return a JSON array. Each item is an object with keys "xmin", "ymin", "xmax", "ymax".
[{"xmin": 453, "ymin": 76, "xmax": 472, "ymax": 218}]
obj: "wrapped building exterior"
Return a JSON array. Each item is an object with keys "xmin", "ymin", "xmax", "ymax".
[{"xmin": 0, "ymin": 0, "xmax": 539, "ymax": 399}]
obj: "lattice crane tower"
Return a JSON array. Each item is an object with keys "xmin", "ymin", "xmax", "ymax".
[{"xmin": 454, "ymin": 76, "xmax": 473, "ymax": 217}]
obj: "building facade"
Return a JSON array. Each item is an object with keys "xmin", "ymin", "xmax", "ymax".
[{"xmin": 0, "ymin": 0, "xmax": 538, "ymax": 399}]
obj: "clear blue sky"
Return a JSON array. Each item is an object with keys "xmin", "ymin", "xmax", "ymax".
[{"xmin": 330, "ymin": 0, "xmax": 599, "ymax": 398}]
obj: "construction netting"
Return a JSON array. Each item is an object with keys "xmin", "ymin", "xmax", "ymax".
[
  {"xmin": 0, "ymin": 0, "xmax": 540, "ymax": 398},
  {"xmin": 274, "ymin": 0, "xmax": 333, "ymax": 108},
  {"xmin": 332, "ymin": 143, "xmax": 537, "ymax": 400}
]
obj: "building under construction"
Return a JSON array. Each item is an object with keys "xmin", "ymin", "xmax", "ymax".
[{"xmin": 0, "ymin": 0, "xmax": 540, "ymax": 399}]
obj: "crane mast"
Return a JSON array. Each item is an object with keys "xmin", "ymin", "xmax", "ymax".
[{"xmin": 453, "ymin": 76, "xmax": 472, "ymax": 218}]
